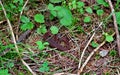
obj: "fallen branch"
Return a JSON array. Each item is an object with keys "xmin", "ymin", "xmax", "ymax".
[
  {"xmin": 107, "ymin": 0, "xmax": 120, "ymax": 56},
  {"xmin": 54, "ymin": 73, "xmax": 77, "ymax": 75},
  {"xmin": 78, "ymin": 22, "xmax": 103, "ymax": 69},
  {"xmin": 77, "ymin": 33, "xmax": 115, "ymax": 74},
  {"xmin": 78, "ymin": 32, "xmax": 95, "ymax": 69},
  {"xmin": 0, "ymin": 1, "xmax": 36, "ymax": 75}
]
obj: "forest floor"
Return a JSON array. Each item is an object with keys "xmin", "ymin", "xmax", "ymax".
[{"xmin": 0, "ymin": 0, "xmax": 120, "ymax": 75}]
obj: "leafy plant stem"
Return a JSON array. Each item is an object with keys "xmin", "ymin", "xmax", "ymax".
[
  {"xmin": 0, "ymin": 1, "xmax": 36, "ymax": 75},
  {"xmin": 17, "ymin": 0, "xmax": 29, "ymax": 39}
]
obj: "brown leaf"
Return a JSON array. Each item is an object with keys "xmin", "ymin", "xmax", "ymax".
[{"xmin": 43, "ymin": 31, "xmax": 70, "ymax": 51}]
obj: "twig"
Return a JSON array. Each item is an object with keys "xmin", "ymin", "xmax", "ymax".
[
  {"xmin": 78, "ymin": 22, "xmax": 103, "ymax": 69},
  {"xmin": 0, "ymin": 20, "xmax": 5, "ymax": 24},
  {"xmin": 21, "ymin": 59, "xmax": 36, "ymax": 75},
  {"xmin": 0, "ymin": 1, "xmax": 36, "ymax": 75},
  {"xmin": 54, "ymin": 73, "xmax": 77, "ymax": 75},
  {"xmin": 117, "ymin": 69, "xmax": 120, "ymax": 75},
  {"xmin": 0, "ymin": 1, "xmax": 19, "ymax": 54},
  {"xmin": 107, "ymin": 0, "xmax": 120, "ymax": 56},
  {"xmin": 77, "ymin": 33, "xmax": 115, "ymax": 74},
  {"xmin": 78, "ymin": 32, "xmax": 95, "ymax": 69},
  {"xmin": 16, "ymin": 0, "xmax": 29, "ymax": 40}
]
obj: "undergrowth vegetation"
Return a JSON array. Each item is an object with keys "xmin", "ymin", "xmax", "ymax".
[{"xmin": 0, "ymin": 0, "xmax": 120, "ymax": 75}]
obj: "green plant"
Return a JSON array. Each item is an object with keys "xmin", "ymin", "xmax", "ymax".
[
  {"xmin": 39, "ymin": 61, "xmax": 50, "ymax": 72},
  {"xmin": 0, "ymin": 1, "xmax": 23, "ymax": 21},
  {"xmin": 68, "ymin": 0, "xmax": 77, "ymax": 10},
  {"xmin": 91, "ymin": 41, "xmax": 99, "ymax": 48},
  {"xmin": 79, "ymin": 8, "xmax": 84, "ymax": 14},
  {"xmin": 50, "ymin": 26, "xmax": 59, "ymax": 34},
  {"xmin": 48, "ymin": 3, "xmax": 74, "ymax": 26},
  {"xmin": 115, "ymin": 12, "xmax": 120, "ymax": 30},
  {"xmin": 0, "ymin": 69, "xmax": 10, "ymax": 75},
  {"xmin": 49, "ymin": 0, "xmax": 64, "ymax": 3},
  {"xmin": 83, "ymin": 16, "xmax": 91, "ymax": 23},
  {"xmin": 77, "ymin": 1, "xmax": 85, "ymax": 8},
  {"xmin": 104, "ymin": 33, "xmax": 114, "ymax": 42},
  {"xmin": 20, "ymin": 16, "xmax": 34, "ymax": 31},
  {"xmin": 115, "ymin": 0, "xmax": 120, "ymax": 9},
  {"xmin": 109, "ymin": 49, "xmax": 117, "ymax": 57},
  {"xmin": 34, "ymin": 14, "xmax": 45, "ymax": 23},
  {"xmin": 85, "ymin": 7, "xmax": 93, "ymax": 14},
  {"xmin": 75, "ymin": 26, "xmax": 84, "ymax": 33},
  {"xmin": 77, "ymin": 1, "xmax": 85, "ymax": 14},
  {"xmin": 96, "ymin": 0, "xmax": 109, "ymax": 7},
  {"xmin": 0, "ymin": 41, "xmax": 14, "ymax": 54},
  {"xmin": 36, "ymin": 41, "xmax": 49, "ymax": 50},
  {"xmin": 104, "ymin": 72, "xmax": 110, "ymax": 75},
  {"xmin": 93, "ymin": 5, "xmax": 100, "ymax": 10},
  {"xmin": 97, "ymin": 9, "xmax": 104, "ymax": 16},
  {"xmin": 95, "ymin": 54, "xmax": 100, "ymax": 60},
  {"xmin": 115, "ymin": 12, "xmax": 120, "ymax": 25},
  {"xmin": 37, "ymin": 25, "xmax": 47, "ymax": 34},
  {"xmin": 6, "ymin": 62, "xmax": 14, "ymax": 69}
]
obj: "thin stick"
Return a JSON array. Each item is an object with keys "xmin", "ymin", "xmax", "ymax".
[
  {"xmin": 21, "ymin": 59, "xmax": 36, "ymax": 75},
  {"xmin": 77, "ymin": 33, "xmax": 115, "ymax": 74},
  {"xmin": 107, "ymin": 0, "xmax": 120, "ymax": 56},
  {"xmin": 78, "ymin": 32, "xmax": 95, "ymax": 69},
  {"xmin": 0, "ymin": 1, "xmax": 36, "ymax": 75},
  {"xmin": 117, "ymin": 69, "xmax": 120, "ymax": 75},
  {"xmin": 16, "ymin": 0, "xmax": 29, "ymax": 40},
  {"xmin": 0, "ymin": 1, "xmax": 19, "ymax": 54},
  {"xmin": 78, "ymin": 40, "xmax": 105, "ymax": 74},
  {"xmin": 78, "ymin": 22, "xmax": 103, "ymax": 69}
]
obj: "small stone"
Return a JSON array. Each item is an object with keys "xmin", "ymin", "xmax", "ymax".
[{"xmin": 99, "ymin": 50, "xmax": 109, "ymax": 57}]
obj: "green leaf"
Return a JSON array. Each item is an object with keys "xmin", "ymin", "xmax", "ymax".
[
  {"xmin": 105, "ymin": 35, "xmax": 114, "ymax": 42},
  {"xmin": 97, "ymin": 9, "xmax": 104, "ymax": 16},
  {"xmin": 96, "ymin": 0, "xmax": 105, "ymax": 4},
  {"xmin": 83, "ymin": 16, "xmax": 91, "ymax": 23},
  {"xmin": 96, "ymin": 0, "xmax": 109, "ymax": 7},
  {"xmin": 109, "ymin": 49, "xmax": 117, "ymax": 57},
  {"xmin": 77, "ymin": 1, "xmax": 85, "ymax": 8},
  {"xmin": 36, "ymin": 41, "xmax": 45, "ymax": 50},
  {"xmin": 0, "ymin": 69, "xmax": 10, "ymax": 75},
  {"xmin": 34, "ymin": 14, "xmax": 45, "ymax": 23},
  {"xmin": 115, "ymin": 12, "xmax": 120, "ymax": 24},
  {"xmin": 93, "ymin": 5, "xmax": 100, "ymax": 10},
  {"xmin": 20, "ymin": 22, "xmax": 34, "ymax": 31},
  {"xmin": 50, "ymin": 26, "xmax": 59, "ymax": 34},
  {"xmin": 48, "ymin": 3, "xmax": 54, "ymax": 10},
  {"xmin": 49, "ymin": 0, "xmax": 64, "ymax": 3},
  {"xmin": 9, "ymin": 3, "xmax": 16, "ymax": 9},
  {"xmin": 104, "ymin": 33, "xmax": 114, "ymax": 42},
  {"xmin": 43, "ymin": 42, "xmax": 49, "ymax": 46},
  {"xmin": 19, "ymin": 0, "xmax": 24, "ymax": 5},
  {"xmin": 20, "ymin": 16, "xmax": 30, "ymax": 23},
  {"xmin": 79, "ymin": 8, "xmax": 84, "ymax": 14},
  {"xmin": 49, "ymin": 14, "xmax": 55, "ymax": 20},
  {"xmin": 91, "ymin": 41, "xmax": 99, "ymax": 48},
  {"xmin": 39, "ymin": 61, "xmax": 50, "ymax": 72},
  {"xmin": 48, "ymin": 5, "xmax": 73, "ymax": 26},
  {"xmin": 72, "ymin": 0, "xmax": 77, "ymax": 9},
  {"xmin": 6, "ymin": 62, "xmax": 14, "ymax": 68},
  {"xmin": 60, "ymin": 18, "xmax": 72, "ymax": 26},
  {"xmin": 37, "ymin": 25, "xmax": 47, "ymax": 34},
  {"xmin": 57, "ymin": 7, "xmax": 73, "ymax": 26},
  {"xmin": 50, "ymin": 10, "xmax": 57, "ymax": 17},
  {"xmin": 85, "ymin": 7, "xmax": 93, "ymax": 14},
  {"xmin": 13, "ymin": 0, "xmax": 19, "ymax": 3}
]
